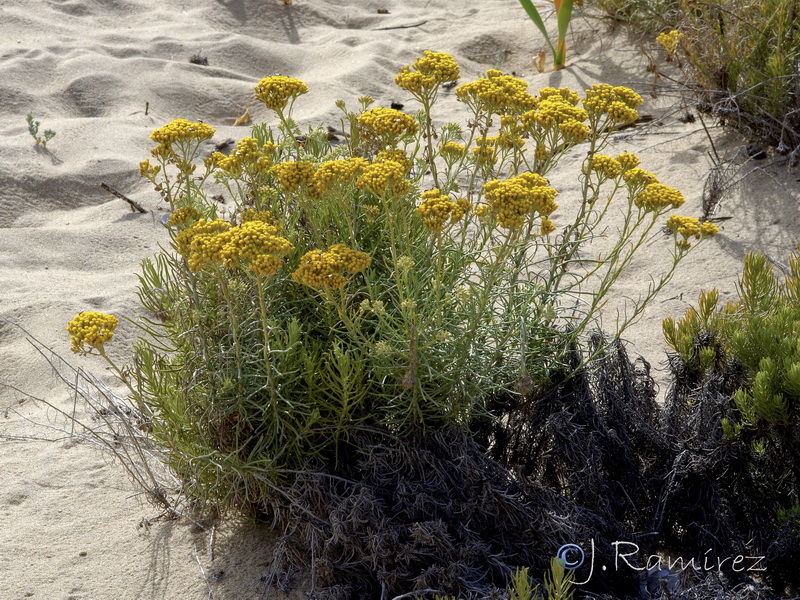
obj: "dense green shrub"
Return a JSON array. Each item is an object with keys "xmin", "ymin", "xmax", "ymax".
[{"xmin": 662, "ymin": 250, "xmax": 800, "ymax": 590}]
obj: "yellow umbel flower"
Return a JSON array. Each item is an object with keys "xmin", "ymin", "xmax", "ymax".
[
  {"xmin": 254, "ymin": 75, "xmax": 308, "ymax": 111},
  {"xmin": 657, "ymin": 30, "xmax": 683, "ymax": 54},
  {"xmin": 310, "ymin": 158, "xmax": 368, "ymax": 198},
  {"xmin": 219, "ymin": 220, "xmax": 294, "ymax": 275},
  {"xmin": 523, "ymin": 96, "xmax": 588, "ymax": 128},
  {"xmin": 472, "ymin": 137, "xmax": 498, "ymax": 165},
  {"xmin": 540, "ymin": 216, "xmax": 556, "ymax": 235},
  {"xmin": 67, "ymin": 312, "xmax": 118, "ymax": 354},
  {"xmin": 538, "ymin": 87, "xmax": 581, "ymax": 106},
  {"xmin": 667, "ymin": 215, "xmax": 719, "ymax": 239},
  {"xmin": 584, "ymin": 85, "xmax": 643, "ymax": 121},
  {"xmin": 395, "ymin": 51, "xmax": 460, "ymax": 95},
  {"xmin": 214, "ymin": 137, "xmax": 276, "ymax": 176},
  {"xmin": 558, "ymin": 119, "xmax": 590, "ymax": 143},
  {"xmin": 357, "ymin": 107, "xmax": 418, "ymax": 139},
  {"xmin": 375, "ymin": 149, "xmax": 412, "ymax": 173},
  {"xmin": 416, "ymin": 189, "xmax": 471, "ymax": 231},
  {"xmin": 356, "ymin": 160, "xmax": 410, "ymax": 196},
  {"xmin": 292, "ymin": 244, "xmax": 371, "ymax": 290},
  {"xmin": 456, "ymin": 70, "xmax": 537, "ymax": 113},
  {"xmin": 482, "ymin": 172, "xmax": 558, "ymax": 229},
  {"xmin": 139, "ymin": 159, "xmax": 161, "ymax": 178},
  {"xmin": 167, "ymin": 205, "xmax": 202, "ymax": 228},
  {"xmin": 589, "ymin": 154, "xmax": 622, "ymax": 179},
  {"xmin": 623, "ymin": 167, "xmax": 659, "ymax": 187},
  {"xmin": 175, "ymin": 218, "xmax": 232, "ymax": 271},
  {"xmin": 150, "ymin": 119, "xmax": 216, "ymax": 146},
  {"xmin": 272, "ymin": 160, "xmax": 315, "ymax": 193},
  {"xmin": 239, "ymin": 209, "xmax": 277, "ymax": 225},
  {"xmin": 616, "ymin": 152, "xmax": 641, "ymax": 170},
  {"xmin": 635, "ymin": 183, "xmax": 685, "ymax": 211}
]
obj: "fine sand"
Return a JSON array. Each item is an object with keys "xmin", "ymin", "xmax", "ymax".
[{"xmin": 1, "ymin": 1, "xmax": 798, "ymax": 598}]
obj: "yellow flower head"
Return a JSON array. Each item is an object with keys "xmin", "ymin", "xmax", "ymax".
[
  {"xmin": 523, "ymin": 96, "xmax": 588, "ymax": 128},
  {"xmin": 482, "ymin": 172, "xmax": 558, "ymax": 229},
  {"xmin": 375, "ymin": 149, "xmax": 412, "ymax": 173},
  {"xmin": 150, "ymin": 119, "xmax": 216, "ymax": 146},
  {"xmin": 472, "ymin": 137, "xmax": 498, "ymax": 165},
  {"xmin": 540, "ymin": 215, "xmax": 556, "ymax": 235},
  {"xmin": 272, "ymin": 160, "xmax": 316, "ymax": 193},
  {"xmin": 239, "ymin": 209, "xmax": 277, "ymax": 226},
  {"xmin": 139, "ymin": 159, "xmax": 161, "ymax": 178},
  {"xmin": 310, "ymin": 158, "xmax": 369, "ymax": 198},
  {"xmin": 635, "ymin": 183, "xmax": 685, "ymax": 211},
  {"xmin": 456, "ymin": 71, "xmax": 536, "ymax": 113},
  {"xmin": 214, "ymin": 137, "xmax": 276, "ymax": 176},
  {"xmin": 584, "ymin": 85, "xmax": 643, "ymax": 121},
  {"xmin": 67, "ymin": 312, "xmax": 118, "ymax": 354},
  {"xmin": 657, "ymin": 30, "xmax": 683, "ymax": 54},
  {"xmin": 416, "ymin": 189, "xmax": 471, "ymax": 231},
  {"xmin": 357, "ymin": 107, "xmax": 418, "ymax": 139},
  {"xmin": 254, "ymin": 75, "xmax": 308, "ymax": 111},
  {"xmin": 175, "ymin": 218, "xmax": 232, "ymax": 271},
  {"xmin": 538, "ymin": 87, "xmax": 581, "ymax": 106},
  {"xmin": 167, "ymin": 205, "xmax": 202, "ymax": 228},
  {"xmin": 395, "ymin": 51, "xmax": 460, "ymax": 94},
  {"xmin": 623, "ymin": 167, "xmax": 659, "ymax": 187},
  {"xmin": 292, "ymin": 244, "xmax": 371, "ymax": 290},
  {"xmin": 666, "ymin": 215, "xmax": 719, "ymax": 241},
  {"xmin": 356, "ymin": 160, "xmax": 410, "ymax": 196},
  {"xmin": 219, "ymin": 220, "xmax": 294, "ymax": 275},
  {"xmin": 440, "ymin": 141, "xmax": 466, "ymax": 162},
  {"xmin": 589, "ymin": 154, "xmax": 622, "ymax": 179},
  {"xmin": 616, "ymin": 151, "xmax": 641, "ymax": 170}
]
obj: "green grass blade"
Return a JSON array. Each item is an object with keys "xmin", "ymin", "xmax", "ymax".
[
  {"xmin": 555, "ymin": 0, "xmax": 573, "ymax": 67},
  {"xmin": 518, "ymin": 0, "xmax": 556, "ymax": 55}
]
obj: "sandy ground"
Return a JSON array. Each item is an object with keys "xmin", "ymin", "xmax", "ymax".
[{"xmin": 1, "ymin": 0, "xmax": 798, "ymax": 598}]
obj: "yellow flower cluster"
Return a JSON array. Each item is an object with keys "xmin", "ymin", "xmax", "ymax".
[
  {"xmin": 175, "ymin": 218, "xmax": 232, "ymax": 271},
  {"xmin": 218, "ymin": 220, "xmax": 294, "ymax": 276},
  {"xmin": 623, "ymin": 167, "xmax": 659, "ymax": 187},
  {"xmin": 292, "ymin": 244, "xmax": 371, "ymax": 290},
  {"xmin": 540, "ymin": 215, "xmax": 556, "ymax": 235},
  {"xmin": 440, "ymin": 141, "xmax": 466, "ymax": 161},
  {"xmin": 657, "ymin": 30, "xmax": 683, "ymax": 54},
  {"xmin": 616, "ymin": 151, "xmax": 641, "ymax": 170},
  {"xmin": 394, "ymin": 51, "xmax": 460, "ymax": 94},
  {"xmin": 589, "ymin": 154, "xmax": 622, "ymax": 179},
  {"xmin": 635, "ymin": 183, "xmax": 685, "ymax": 211},
  {"xmin": 272, "ymin": 160, "xmax": 316, "ymax": 193},
  {"xmin": 139, "ymin": 159, "xmax": 161, "ymax": 178},
  {"xmin": 584, "ymin": 84, "xmax": 643, "ymax": 123},
  {"xmin": 666, "ymin": 215, "xmax": 719, "ymax": 239},
  {"xmin": 67, "ymin": 312, "xmax": 119, "ymax": 354},
  {"xmin": 356, "ymin": 160, "xmax": 410, "ymax": 195},
  {"xmin": 524, "ymin": 96, "xmax": 588, "ymax": 128},
  {"xmin": 175, "ymin": 218, "xmax": 292, "ymax": 274},
  {"xmin": 456, "ymin": 70, "xmax": 537, "ymax": 113},
  {"xmin": 167, "ymin": 205, "xmax": 202, "ymax": 227},
  {"xmin": 254, "ymin": 75, "xmax": 308, "ymax": 111},
  {"xmin": 375, "ymin": 149, "xmax": 412, "ymax": 173},
  {"xmin": 212, "ymin": 137, "xmax": 276, "ymax": 176},
  {"xmin": 482, "ymin": 172, "xmax": 558, "ymax": 229},
  {"xmin": 416, "ymin": 189, "xmax": 471, "ymax": 231},
  {"xmin": 310, "ymin": 158, "xmax": 368, "ymax": 198},
  {"xmin": 150, "ymin": 119, "xmax": 216, "ymax": 146},
  {"xmin": 357, "ymin": 107, "xmax": 418, "ymax": 139},
  {"xmin": 538, "ymin": 87, "xmax": 581, "ymax": 106},
  {"xmin": 472, "ymin": 137, "xmax": 498, "ymax": 165},
  {"xmin": 239, "ymin": 209, "xmax": 277, "ymax": 225}
]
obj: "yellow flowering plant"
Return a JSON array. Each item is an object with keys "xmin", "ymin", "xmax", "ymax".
[{"xmin": 73, "ymin": 52, "xmax": 717, "ymax": 511}]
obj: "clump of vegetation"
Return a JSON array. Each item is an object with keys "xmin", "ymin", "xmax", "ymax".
[
  {"xmin": 592, "ymin": 0, "xmax": 800, "ymax": 155},
  {"xmin": 661, "ymin": 250, "xmax": 800, "ymax": 591},
  {"xmin": 66, "ymin": 51, "xmax": 726, "ymax": 597},
  {"xmin": 26, "ymin": 114, "xmax": 56, "ymax": 146}
]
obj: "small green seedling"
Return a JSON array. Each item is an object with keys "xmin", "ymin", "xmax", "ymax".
[{"xmin": 27, "ymin": 114, "xmax": 56, "ymax": 146}]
